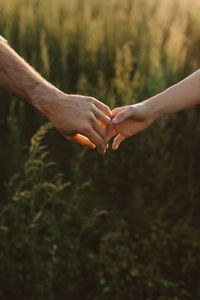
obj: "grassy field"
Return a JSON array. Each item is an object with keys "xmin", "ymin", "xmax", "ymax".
[{"xmin": 0, "ymin": 0, "xmax": 200, "ymax": 299}]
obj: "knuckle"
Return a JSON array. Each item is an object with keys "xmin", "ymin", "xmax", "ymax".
[
  {"xmin": 130, "ymin": 105, "xmax": 135, "ymax": 112},
  {"xmin": 104, "ymin": 105, "xmax": 111, "ymax": 115},
  {"xmin": 81, "ymin": 123, "xmax": 91, "ymax": 133},
  {"xmin": 88, "ymin": 112, "xmax": 95, "ymax": 121},
  {"xmin": 90, "ymin": 103, "xmax": 96, "ymax": 110},
  {"xmin": 102, "ymin": 118, "xmax": 110, "ymax": 127},
  {"xmin": 88, "ymin": 96, "xmax": 95, "ymax": 103},
  {"xmin": 105, "ymin": 115, "xmax": 111, "ymax": 123},
  {"xmin": 87, "ymin": 100, "xmax": 96, "ymax": 111}
]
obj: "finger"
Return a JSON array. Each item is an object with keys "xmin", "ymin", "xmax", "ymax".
[
  {"xmin": 93, "ymin": 119, "xmax": 107, "ymax": 139},
  {"xmin": 112, "ymin": 134, "xmax": 126, "ymax": 150},
  {"xmin": 97, "ymin": 143, "xmax": 107, "ymax": 155},
  {"xmin": 69, "ymin": 134, "xmax": 96, "ymax": 149},
  {"xmin": 84, "ymin": 127, "xmax": 105, "ymax": 149},
  {"xmin": 92, "ymin": 99, "xmax": 112, "ymax": 118},
  {"xmin": 93, "ymin": 107, "xmax": 111, "ymax": 127},
  {"xmin": 112, "ymin": 107, "xmax": 133, "ymax": 124},
  {"xmin": 105, "ymin": 123, "xmax": 117, "ymax": 143},
  {"xmin": 112, "ymin": 106, "xmax": 126, "ymax": 117}
]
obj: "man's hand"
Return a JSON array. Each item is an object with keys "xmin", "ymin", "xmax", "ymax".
[
  {"xmin": 33, "ymin": 87, "xmax": 111, "ymax": 154},
  {"xmin": 0, "ymin": 40, "xmax": 111, "ymax": 154},
  {"xmin": 108, "ymin": 103, "xmax": 156, "ymax": 150}
]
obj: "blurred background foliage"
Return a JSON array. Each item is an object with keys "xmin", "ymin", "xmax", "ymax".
[{"xmin": 0, "ymin": 0, "xmax": 200, "ymax": 299}]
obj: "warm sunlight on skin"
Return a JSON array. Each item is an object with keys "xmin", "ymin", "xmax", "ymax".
[
  {"xmin": 108, "ymin": 106, "xmax": 154, "ymax": 150},
  {"xmin": 69, "ymin": 134, "xmax": 96, "ymax": 149},
  {"xmin": 70, "ymin": 118, "xmax": 110, "ymax": 154}
]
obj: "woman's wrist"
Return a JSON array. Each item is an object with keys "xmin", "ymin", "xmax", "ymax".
[
  {"xmin": 138, "ymin": 99, "xmax": 159, "ymax": 122},
  {"xmin": 143, "ymin": 94, "xmax": 166, "ymax": 122}
]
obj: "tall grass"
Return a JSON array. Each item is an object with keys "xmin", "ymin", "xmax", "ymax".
[{"xmin": 0, "ymin": 0, "xmax": 200, "ymax": 299}]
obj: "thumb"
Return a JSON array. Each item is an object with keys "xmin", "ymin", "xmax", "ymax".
[
  {"xmin": 112, "ymin": 107, "xmax": 124, "ymax": 116},
  {"xmin": 112, "ymin": 106, "xmax": 134, "ymax": 124},
  {"xmin": 112, "ymin": 134, "xmax": 126, "ymax": 150}
]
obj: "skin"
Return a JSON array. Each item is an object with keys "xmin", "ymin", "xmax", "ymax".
[
  {"xmin": 0, "ymin": 38, "xmax": 111, "ymax": 154},
  {"xmin": 110, "ymin": 69, "xmax": 200, "ymax": 150}
]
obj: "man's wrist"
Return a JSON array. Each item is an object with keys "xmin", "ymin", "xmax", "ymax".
[{"xmin": 30, "ymin": 80, "xmax": 64, "ymax": 117}]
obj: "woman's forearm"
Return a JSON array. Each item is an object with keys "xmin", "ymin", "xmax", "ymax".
[
  {"xmin": 144, "ymin": 69, "xmax": 200, "ymax": 120},
  {"xmin": 111, "ymin": 70, "xmax": 200, "ymax": 149}
]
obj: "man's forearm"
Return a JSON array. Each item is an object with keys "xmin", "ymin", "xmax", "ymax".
[
  {"xmin": 144, "ymin": 70, "xmax": 200, "ymax": 119},
  {"xmin": 0, "ymin": 40, "xmax": 111, "ymax": 152},
  {"xmin": 0, "ymin": 40, "xmax": 61, "ymax": 115}
]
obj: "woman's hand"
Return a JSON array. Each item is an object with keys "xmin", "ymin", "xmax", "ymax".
[{"xmin": 109, "ymin": 102, "xmax": 156, "ymax": 150}]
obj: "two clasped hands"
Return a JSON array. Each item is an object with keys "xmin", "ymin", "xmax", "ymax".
[
  {"xmin": 47, "ymin": 64, "xmax": 200, "ymax": 153},
  {"xmin": 0, "ymin": 39, "xmax": 200, "ymax": 145},
  {"xmin": 50, "ymin": 93, "xmax": 154, "ymax": 154},
  {"xmin": 0, "ymin": 39, "xmax": 155, "ymax": 150}
]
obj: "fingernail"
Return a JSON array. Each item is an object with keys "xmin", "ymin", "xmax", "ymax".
[
  {"xmin": 112, "ymin": 145, "xmax": 117, "ymax": 151},
  {"xmin": 100, "ymin": 149, "xmax": 106, "ymax": 155}
]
